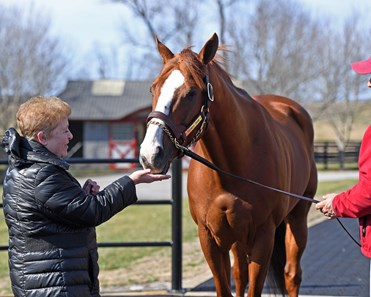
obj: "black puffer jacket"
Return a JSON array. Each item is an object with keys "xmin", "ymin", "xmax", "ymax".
[{"xmin": 2, "ymin": 128, "xmax": 138, "ymax": 297}]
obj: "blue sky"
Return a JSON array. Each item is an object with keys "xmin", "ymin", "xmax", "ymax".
[
  {"xmin": 0, "ymin": 0, "xmax": 130, "ymax": 59},
  {"xmin": 0, "ymin": 0, "xmax": 370, "ymax": 76},
  {"xmin": 2, "ymin": 0, "xmax": 370, "ymax": 48},
  {"xmin": 299, "ymin": 0, "xmax": 371, "ymax": 18}
]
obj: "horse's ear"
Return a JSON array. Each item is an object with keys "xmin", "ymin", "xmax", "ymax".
[
  {"xmin": 198, "ymin": 33, "xmax": 219, "ymax": 65},
  {"xmin": 156, "ymin": 36, "xmax": 174, "ymax": 64}
]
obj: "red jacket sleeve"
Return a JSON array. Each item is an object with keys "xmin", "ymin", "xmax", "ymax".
[{"xmin": 332, "ymin": 125, "xmax": 371, "ymax": 218}]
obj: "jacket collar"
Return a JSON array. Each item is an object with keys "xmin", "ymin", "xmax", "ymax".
[{"xmin": 2, "ymin": 128, "xmax": 69, "ymax": 170}]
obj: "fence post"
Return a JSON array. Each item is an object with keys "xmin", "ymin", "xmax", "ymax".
[
  {"xmin": 339, "ymin": 150, "xmax": 345, "ymax": 170},
  {"xmin": 171, "ymin": 158, "xmax": 183, "ymax": 292}
]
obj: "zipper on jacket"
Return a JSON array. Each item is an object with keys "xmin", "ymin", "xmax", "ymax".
[{"xmin": 362, "ymin": 216, "xmax": 367, "ymax": 237}]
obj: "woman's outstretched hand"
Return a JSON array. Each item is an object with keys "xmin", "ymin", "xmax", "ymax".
[{"xmin": 129, "ymin": 169, "xmax": 171, "ymax": 185}]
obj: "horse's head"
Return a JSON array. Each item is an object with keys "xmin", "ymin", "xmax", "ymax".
[{"xmin": 139, "ymin": 33, "xmax": 219, "ymax": 173}]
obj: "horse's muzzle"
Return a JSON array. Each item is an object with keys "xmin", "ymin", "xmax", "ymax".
[{"xmin": 139, "ymin": 148, "xmax": 171, "ymax": 174}]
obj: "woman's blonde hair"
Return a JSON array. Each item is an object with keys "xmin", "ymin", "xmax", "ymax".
[{"xmin": 16, "ymin": 96, "xmax": 71, "ymax": 140}]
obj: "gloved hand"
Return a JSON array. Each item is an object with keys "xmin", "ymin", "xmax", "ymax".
[{"xmin": 83, "ymin": 179, "xmax": 100, "ymax": 195}]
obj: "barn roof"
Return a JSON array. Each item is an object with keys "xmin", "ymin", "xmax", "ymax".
[
  {"xmin": 58, "ymin": 79, "xmax": 259, "ymax": 121},
  {"xmin": 58, "ymin": 80, "xmax": 152, "ymax": 121}
]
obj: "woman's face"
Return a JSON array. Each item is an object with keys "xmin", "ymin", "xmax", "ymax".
[{"xmin": 44, "ymin": 117, "xmax": 73, "ymax": 158}]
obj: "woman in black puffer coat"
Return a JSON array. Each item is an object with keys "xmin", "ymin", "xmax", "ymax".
[{"xmin": 1, "ymin": 96, "xmax": 170, "ymax": 297}]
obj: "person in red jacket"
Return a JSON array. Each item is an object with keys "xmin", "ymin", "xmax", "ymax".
[{"xmin": 316, "ymin": 56, "xmax": 371, "ymax": 258}]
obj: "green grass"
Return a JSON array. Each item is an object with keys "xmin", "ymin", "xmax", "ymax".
[
  {"xmin": 95, "ymin": 202, "xmax": 198, "ymax": 270},
  {"xmin": 0, "ymin": 177, "xmax": 359, "ymax": 294},
  {"xmin": 315, "ymin": 179, "xmax": 358, "ymax": 197},
  {"xmin": 315, "ymin": 162, "xmax": 359, "ymax": 171}
]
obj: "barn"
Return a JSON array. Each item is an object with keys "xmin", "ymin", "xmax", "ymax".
[{"xmin": 58, "ymin": 79, "xmax": 152, "ymax": 169}]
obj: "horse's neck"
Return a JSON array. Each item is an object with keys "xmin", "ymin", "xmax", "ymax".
[
  {"xmin": 200, "ymin": 72, "xmax": 264, "ymax": 170},
  {"xmin": 210, "ymin": 69, "xmax": 260, "ymax": 136}
]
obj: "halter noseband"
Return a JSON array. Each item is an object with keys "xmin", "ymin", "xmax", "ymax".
[{"xmin": 146, "ymin": 67, "xmax": 214, "ymax": 153}]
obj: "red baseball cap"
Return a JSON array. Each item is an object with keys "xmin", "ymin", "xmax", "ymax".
[{"xmin": 351, "ymin": 56, "xmax": 371, "ymax": 74}]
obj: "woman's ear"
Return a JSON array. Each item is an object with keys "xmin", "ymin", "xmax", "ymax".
[{"xmin": 36, "ymin": 131, "xmax": 47, "ymax": 145}]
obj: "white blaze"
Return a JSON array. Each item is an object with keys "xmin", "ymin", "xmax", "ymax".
[{"xmin": 140, "ymin": 70, "xmax": 185, "ymax": 161}]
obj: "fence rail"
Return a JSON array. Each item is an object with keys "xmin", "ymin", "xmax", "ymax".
[{"xmin": 314, "ymin": 141, "xmax": 361, "ymax": 169}]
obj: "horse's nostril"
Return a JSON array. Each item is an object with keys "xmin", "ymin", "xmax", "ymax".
[
  {"xmin": 139, "ymin": 145, "xmax": 165, "ymax": 170},
  {"xmin": 139, "ymin": 155, "xmax": 149, "ymax": 169},
  {"xmin": 155, "ymin": 146, "xmax": 164, "ymax": 160}
]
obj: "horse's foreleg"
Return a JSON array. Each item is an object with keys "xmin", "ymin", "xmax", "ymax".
[
  {"xmin": 284, "ymin": 201, "xmax": 311, "ymax": 297},
  {"xmin": 198, "ymin": 224, "xmax": 233, "ymax": 297},
  {"xmin": 247, "ymin": 227, "xmax": 275, "ymax": 297},
  {"xmin": 231, "ymin": 242, "xmax": 248, "ymax": 297}
]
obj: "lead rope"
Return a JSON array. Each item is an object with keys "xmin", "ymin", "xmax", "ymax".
[{"xmin": 179, "ymin": 146, "xmax": 361, "ymax": 247}]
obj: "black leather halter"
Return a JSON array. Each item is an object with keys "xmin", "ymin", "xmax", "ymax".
[{"xmin": 146, "ymin": 67, "xmax": 214, "ymax": 151}]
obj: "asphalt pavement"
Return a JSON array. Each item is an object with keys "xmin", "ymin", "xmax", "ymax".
[{"xmin": 190, "ymin": 218, "xmax": 368, "ymax": 297}]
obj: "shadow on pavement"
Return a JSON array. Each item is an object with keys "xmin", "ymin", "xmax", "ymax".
[{"xmin": 191, "ymin": 218, "xmax": 368, "ymax": 296}]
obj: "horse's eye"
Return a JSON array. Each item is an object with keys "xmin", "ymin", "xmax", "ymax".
[{"xmin": 186, "ymin": 89, "xmax": 196, "ymax": 100}]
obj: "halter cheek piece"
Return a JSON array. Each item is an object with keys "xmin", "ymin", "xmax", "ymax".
[{"xmin": 146, "ymin": 68, "xmax": 214, "ymax": 154}]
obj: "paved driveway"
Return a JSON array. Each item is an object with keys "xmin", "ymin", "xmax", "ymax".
[
  {"xmin": 190, "ymin": 218, "xmax": 368, "ymax": 296},
  {"xmin": 78, "ymin": 170, "xmax": 359, "ymax": 200}
]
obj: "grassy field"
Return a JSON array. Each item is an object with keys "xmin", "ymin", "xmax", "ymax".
[
  {"xmin": 0, "ymin": 177, "xmax": 359, "ymax": 294},
  {"xmin": 312, "ymin": 100, "xmax": 371, "ymax": 142}
]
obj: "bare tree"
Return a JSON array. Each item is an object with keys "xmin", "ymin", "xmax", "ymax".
[
  {"xmin": 103, "ymin": 0, "xmax": 249, "ymax": 79},
  {"xmin": 106, "ymin": 0, "xmax": 370, "ymax": 151},
  {"xmin": 315, "ymin": 14, "xmax": 370, "ymax": 154},
  {"xmin": 223, "ymin": 0, "xmax": 371, "ymax": 151},
  {"xmin": 92, "ymin": 44, "xmax": 121, "ymax": 79},
  {"xmin": 213, "ymin": 0, "xmax": 239, "ymax": 53},
  {"xmin": 225, "ymin": 0, "xmax": 323, "ymax": 101},
  {"xmin": 215, "ymin": 0, "xmax": 227, "ymax": 45},
  {"xmin": 0, "ymin": 3, "xmax": 70, "ymax": 132},
  {"xmin": 109, "ymin": 0, "xmax": 201, "ymax": 79}
]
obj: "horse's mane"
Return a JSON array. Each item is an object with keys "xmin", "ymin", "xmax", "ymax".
[{"xmin": 154, "ymin": 46, "xmax": 230, "ymax": 90}]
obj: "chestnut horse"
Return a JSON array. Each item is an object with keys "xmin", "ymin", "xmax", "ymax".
[{"xmin": 139, "ymin": 33, "xmax": 317, "ymax": 297}]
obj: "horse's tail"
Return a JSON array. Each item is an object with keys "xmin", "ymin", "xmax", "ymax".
[{"xmin": 267, "ymin": 221, "xmax": 287, "ymax": 296}]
